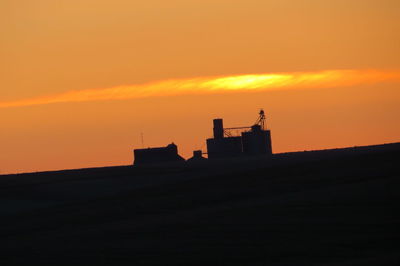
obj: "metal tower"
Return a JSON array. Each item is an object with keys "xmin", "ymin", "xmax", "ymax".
[{"xmin": 255, "ymin": 109, "xmax": 266, "ymax": 130}]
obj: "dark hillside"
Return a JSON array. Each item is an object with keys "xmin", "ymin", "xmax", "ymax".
[{"xmin": 1, "ymin": 143, "xmax": 399, "ymax": 265}]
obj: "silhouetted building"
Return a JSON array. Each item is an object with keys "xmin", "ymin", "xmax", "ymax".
[
  {"xmin": 207, "ymin": 119, "xmax": 243, "ymax": 159},
  {"xmin": 206, "ymin": 110, "xmax": 272, "ymax": 159},
  {"xmin": 242, "ymin": 125, "xmax": 272, "ymax": 155},
  {"xmin": 134, "ymin": 143, "xmax": 185, "ymax": 165},
  {"xmin": 213, "ymin": 119, "xmax": 224, "ymax": 139},
  {"xmin": 134, "ymin": 110, "xmax": 272, "ymax": 164},
  {"xmin": 187, "ymin": 150, "xmax": 207, "ymax": 162}
]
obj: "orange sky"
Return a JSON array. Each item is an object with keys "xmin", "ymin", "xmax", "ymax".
[{"xmin": 1, "ymin": 0, "xmax": 400, "ymax": 174}]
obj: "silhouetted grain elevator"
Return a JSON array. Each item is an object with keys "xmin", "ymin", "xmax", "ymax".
[{"xmin": 206, "ymin": 110, "xmax": 272, "ymax": 159}]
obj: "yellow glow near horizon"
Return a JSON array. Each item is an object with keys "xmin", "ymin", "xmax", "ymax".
[{"xmin": 1, "ymin": 69, "xmax": 400, "ymax": 108}]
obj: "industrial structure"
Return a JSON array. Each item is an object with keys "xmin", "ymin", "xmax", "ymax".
[
  {"xmin": 134, "ymin": 143, "xmax": 185, "ymax": 165},
  {"xmin": 133, "ymin": 110, "xmax": 272, "ymax": 165},
  {"xmin": 187, "ymin": 150, "xmax": 207, "ymax": 162},
  {"xmin": 206, "ymin": 110, "xmax": 272, "ymax": 159}
]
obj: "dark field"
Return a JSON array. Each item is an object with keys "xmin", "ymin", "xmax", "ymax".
[{"xmin": 1, "ymin": 144, "xmax": 400, "ymax": 265}]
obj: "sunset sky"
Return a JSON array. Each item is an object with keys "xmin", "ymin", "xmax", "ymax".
[{"xmin": 1, "ymin": 0, "xmax": 400, "ymax": 174}]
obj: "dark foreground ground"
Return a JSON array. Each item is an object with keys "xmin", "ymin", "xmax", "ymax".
[{"xmin": 1, "ymin": 144, "xmax": 400, "ymax": 265}]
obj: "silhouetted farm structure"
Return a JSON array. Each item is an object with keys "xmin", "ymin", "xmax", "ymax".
[
  {"xmin": 134, "ymin": 143, "xmax": 184, "ymax": 165},
  {"xmin": 133, "ymin": 110, "xmax": 272, "ymax": 165},
  {"xmin": 206, "ymin": 110, "xmax": 272, "ymax": 159}
]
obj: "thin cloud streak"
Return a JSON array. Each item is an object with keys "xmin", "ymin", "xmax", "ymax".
[{"xmin": 1, "ymin": 69, "xmax": 400, "ymax": 108}]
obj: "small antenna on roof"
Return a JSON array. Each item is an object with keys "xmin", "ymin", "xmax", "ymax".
[{"xmin": 141, "ymin": 132, "xmax": 144, "ymax": 148}]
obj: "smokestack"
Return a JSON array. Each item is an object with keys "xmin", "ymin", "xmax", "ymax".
[{"xmin": 213, "ymin": 119, "xmax": 224, "ymax": 139}]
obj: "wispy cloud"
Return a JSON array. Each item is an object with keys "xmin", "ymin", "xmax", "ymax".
[{"xmin": 1, "ymin": 69, "xmax": 399, "ymax": 108}]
